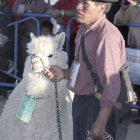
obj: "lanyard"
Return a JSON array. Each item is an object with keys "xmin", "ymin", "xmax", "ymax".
[{"xmin": 75, "ymin": 34, "xmax": 85, "ymax": 62}]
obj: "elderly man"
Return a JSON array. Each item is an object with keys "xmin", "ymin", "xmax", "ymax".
[{"xmin": 44, "ymin": 0, "xmax": 125, "ymax": 140}]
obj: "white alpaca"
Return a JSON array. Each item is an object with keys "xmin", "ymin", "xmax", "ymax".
[{"xmin": 0, "ymin": 32, "xmax": 73, "ymax": 140}]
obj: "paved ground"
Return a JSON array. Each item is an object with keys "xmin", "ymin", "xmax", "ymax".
[
  {"xmin": 0, "ymin": 95, "xmax": 140, "ymax": 140},
  {"xmin": 116, "ymin": 113, "xmax": 140, "ymax": 140},
  {"xmin": 0, "ymin": 97, "xmax": 6, "ymax": 115}
]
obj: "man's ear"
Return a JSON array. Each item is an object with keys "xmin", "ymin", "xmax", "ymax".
[
  {"xmin": 55, "ymin": 32, "xmax": 66, "ymax": 50},
  {"xmin": 98, "ymin": 3, "xmax": 106, "ymax": 15},
  {"xmin": 30, "ymin": 33, "xmax": 36, "ymax": 40}
]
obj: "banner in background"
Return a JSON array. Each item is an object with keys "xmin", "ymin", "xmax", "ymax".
[{"xmin": 125, "ymin": 48, "xmax": 140, "ymax": 85}]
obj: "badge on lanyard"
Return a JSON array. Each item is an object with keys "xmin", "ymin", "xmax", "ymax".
[
  {"xmin": 70, "ymin": 61, "xmax": 80, "ymax": 88},
  {"xmin": 16, "ymin": 93, "xmax": 36, "ymax": 123}
]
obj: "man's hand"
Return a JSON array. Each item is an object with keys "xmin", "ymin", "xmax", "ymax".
[
  {"xmin": 91, "ymin": 122, "xmax": 105, "ymax": 140},
  {"xmin": 91, "ymin": 107, "xmax": 113, "ymax": 140},
  {"xmin": 43, "ymin": 66, "xmax": 64, "ymax": 81}
]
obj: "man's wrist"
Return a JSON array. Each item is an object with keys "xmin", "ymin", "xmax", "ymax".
[{"xmin": 62, "ymin": 69, "xmax": 70, "ymax": 79}]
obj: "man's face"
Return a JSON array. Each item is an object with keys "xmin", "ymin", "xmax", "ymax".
[{"xmin": 76, "ymin": 0, "xmax": 104, "ymax": 25}]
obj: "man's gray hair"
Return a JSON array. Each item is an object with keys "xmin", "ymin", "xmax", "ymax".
[{"xmin": 95, "ymin": 2, "xmax": 112, "ymax": 14}]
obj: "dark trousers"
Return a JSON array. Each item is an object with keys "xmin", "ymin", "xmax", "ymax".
[{"xmin": 72, "ymin": 94, "xmax": 117, "ymax": 140}]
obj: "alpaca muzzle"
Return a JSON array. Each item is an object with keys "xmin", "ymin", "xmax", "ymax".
[{"xmin": 31, "ymin": 53, "xmax": 48, "ymax": 73}]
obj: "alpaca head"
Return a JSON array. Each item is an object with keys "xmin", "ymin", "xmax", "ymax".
[{"xmin": 26, "ymin": 32, "xmax": 67, "ymax": 73}]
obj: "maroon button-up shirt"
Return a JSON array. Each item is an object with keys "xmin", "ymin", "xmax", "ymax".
[{"xmin": 68, "ymin": 15, "xmax": 125, "ymax": 108}]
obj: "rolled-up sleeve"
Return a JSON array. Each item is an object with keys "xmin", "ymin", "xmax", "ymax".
[{"xmin": 96, "ymin": 33, "xmax": 125, "ymax": 108}]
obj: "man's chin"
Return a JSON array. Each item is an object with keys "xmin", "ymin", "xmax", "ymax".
[{"xmin": 76, "ymin": 18, "xmax": 83, "ymax": 24}]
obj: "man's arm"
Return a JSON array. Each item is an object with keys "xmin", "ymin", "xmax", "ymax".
[
  {"xmin": 91, "ymin": 107, "xmax": 112, "ymax": 139},
  {"xmin": 91, "ymin": 24, "xmax": 125, "ymax": 138}
]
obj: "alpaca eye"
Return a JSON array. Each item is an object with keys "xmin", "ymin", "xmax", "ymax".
[{"xmin": 48, "ymin": 54, "xmax": 53, "ymax": 57}]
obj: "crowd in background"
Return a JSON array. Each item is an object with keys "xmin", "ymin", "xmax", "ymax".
[{"xmin": 0, "ymin": 0, "xmax": 139, "ymax": 104}]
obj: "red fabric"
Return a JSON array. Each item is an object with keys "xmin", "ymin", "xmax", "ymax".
[
  {"xmin": 7, "ymin": 0, "xmax": 16, "ymax": 7},
  {"xmin": 53, "ymin": 0, "xmax": 79, "ymax": 43},
  {"xmin": 7, "ymin": 0, "xmax": 19, "ymax": 20},
  {"xmin": 7, "ymin": 0, "xmax": 20, "ymax": 20}
]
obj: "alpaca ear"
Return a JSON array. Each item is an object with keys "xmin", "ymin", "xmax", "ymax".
[
  {"xmin": 56, "ymin": 32, "xmax": 66, "ymax": 50},
  {"xmin": 30, "ymin": 33, "xmax": 36, "ymax": 40}
]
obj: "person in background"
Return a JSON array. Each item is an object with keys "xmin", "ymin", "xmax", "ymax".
[
  {"xmin": 107, "ymin": 0, "xmax": 129, "ymax": 42},
  {"xmin": 12, "ymin": 0, "xmax": 50, "ymax": 36},
  {"xmin": 44, "ymin": 0, "xmax": 125, "ymax": 139},
  {"xmin": 0, "ymin": 0, "xmax": 13, "ymax": 38},
  {"xmin": 114, "ymin": 0, "xmax": 140, "ymax": 49},
  {"xmin": 0, "ymin": 0, "xmax": 14, "ymax": 98},
  {"xmin": 12, "ymin": 0, "xmax": 50, "ymax": 75},
  {"xmin": 46, "ymin": 0, "xmax": 79, "ymax": 66},
  {"xmin": 7, "ymin": 0, "xmax": 16, "ymax": 7},
  {"xmin": 40, "ymin": 20, "xmax": 53, "ymax": 36},
  {"xmin": 114, "ymin": 0, "xmax": 140, "ymax": 115},
  {"xmin": 106, "ymin": 0, "xmax": 121, "ymax": 22},
  {"xmin": 0, "ymin": 0, "xmax": 14, "ymax": 70}
]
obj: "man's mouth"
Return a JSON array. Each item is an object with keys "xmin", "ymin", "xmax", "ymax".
[{"xmin": 76, "ymin": 12, "xmax": 83, "ymax": 18}]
